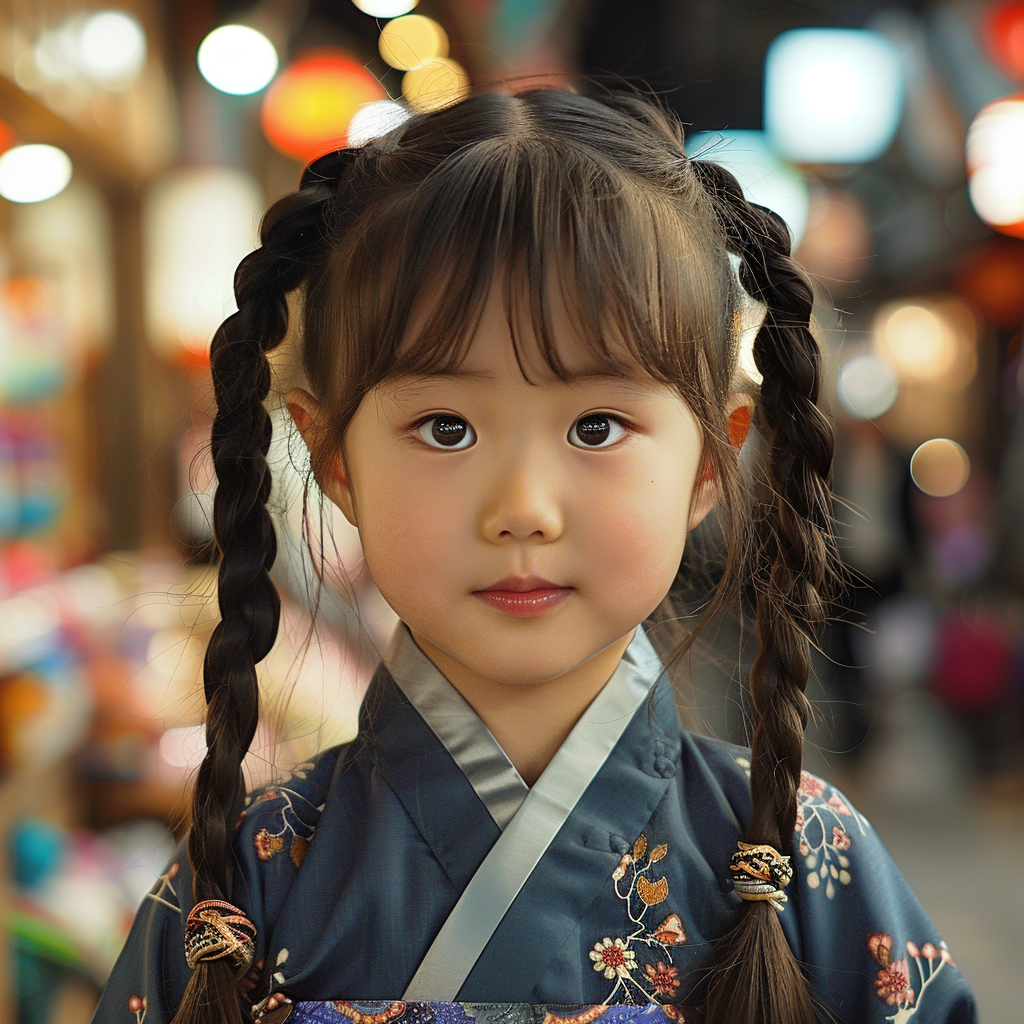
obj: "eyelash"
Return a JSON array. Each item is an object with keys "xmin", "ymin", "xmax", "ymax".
[{"xmin": 413, "ymin": 413, "xmax": 632, "ymax": 451}]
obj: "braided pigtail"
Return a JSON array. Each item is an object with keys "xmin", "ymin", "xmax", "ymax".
[
  {"xmin": 690, "ymin": 159, "xmax": 836, "ymax": 1024},
  {"xmin": 171, "ymin": 153, "xmax": 357, "ymax": 1024}
]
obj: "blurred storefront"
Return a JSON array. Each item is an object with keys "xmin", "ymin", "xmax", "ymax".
[{"xmin": 0, "ymin": 0, "xmax": 1020, "ymax": 1022}]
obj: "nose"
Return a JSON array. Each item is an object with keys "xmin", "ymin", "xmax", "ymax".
[{"xmin": 479, "ymin": 450, "xmax": 564, "ymax": 545}]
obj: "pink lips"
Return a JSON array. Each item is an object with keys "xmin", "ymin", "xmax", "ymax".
[{"xmin": 473, "ymin": 575, "xmax": 573, "ymax": 618}]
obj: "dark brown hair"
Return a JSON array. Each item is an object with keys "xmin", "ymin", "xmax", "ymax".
[{"xmin": 176, "ymin": 88, "xmax": 835, "ymax": 1024}]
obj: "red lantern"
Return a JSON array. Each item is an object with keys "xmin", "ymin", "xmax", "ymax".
[
  {"xmin": 984, "ymin": 2, "xmax": 1024, "ymax": 81},
  {"xmin": 261, "ymin": 50, "xmax": 386, "ymax": 163}
]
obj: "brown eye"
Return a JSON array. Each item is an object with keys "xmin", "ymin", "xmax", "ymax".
[
  {"xmin": 568, "ymin": 414, "xmax": 626, "ymax": 449},
  {"xmin": 418, "ymin": 415, "xmax": 476, "ymax": 450}
]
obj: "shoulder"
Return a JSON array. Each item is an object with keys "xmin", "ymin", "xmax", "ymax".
[{"xmin": 676, "ymin": 730, "xmax": 756, "ymax": 821}]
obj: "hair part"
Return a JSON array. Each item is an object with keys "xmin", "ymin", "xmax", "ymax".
[{"xmin": 183, "ymin": 86, "xmax": 837, "ymax": 1024}]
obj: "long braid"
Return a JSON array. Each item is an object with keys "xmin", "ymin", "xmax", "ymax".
[
  {"xmin": 690, "ymin": 159, "xmax": 836, "ymax": 1024},
  {"xmin": 171, "ymin": 153, "xmax": 357, "ymax": 1024}
]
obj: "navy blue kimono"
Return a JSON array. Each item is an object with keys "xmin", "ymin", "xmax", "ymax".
[{"xmin": 92, "ymin": 626, "xmax": 976, "ymax": 1024}]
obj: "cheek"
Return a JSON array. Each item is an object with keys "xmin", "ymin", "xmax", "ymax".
[
  {"xmin": 578, "ymin": 463, "xmax": 693, "ymax": 601},
  {"xmin": 350, "ymin": 464, "xmax": 468, "ymax": 607}
]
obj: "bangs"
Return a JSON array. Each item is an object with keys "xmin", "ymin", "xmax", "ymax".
[{"xmin": 304, "ymin": 92, "xmax": 736, "ymax": 428}]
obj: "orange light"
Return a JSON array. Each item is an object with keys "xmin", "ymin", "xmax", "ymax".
[
  {"xmin": 261, "ymin": 50, "xmax": 386, "ymax": 162},
  {"xmin": 984, "ymin": 2, "xmax": 1024, "ymax": 81},
  {"xmin": 0, "ymin": 119, "xmax": 15, "ymax": 156},
  {"xmin": 954, "ymin": 240, "xmax": 1024, "ymax": 329}
]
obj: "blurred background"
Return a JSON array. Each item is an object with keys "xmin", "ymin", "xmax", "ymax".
[{"xmin": 0, "ymin": 0, "xmax": 1020, "ymax": 1021}]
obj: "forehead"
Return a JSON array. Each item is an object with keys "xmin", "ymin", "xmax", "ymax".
[{"xmin": 398, "ymin": 271, "xmax": 655, "ymax": 388}]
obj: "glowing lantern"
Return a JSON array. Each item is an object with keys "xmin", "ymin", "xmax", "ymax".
[
  {"xmin": 687, "ymin": 130, "xmax": 809, "ymax": 249},
  {"xmin": 402, "ymin": 57, "xmax": 470, "ymax": 113},
  {"xmin": 143, "ymin": 167, "xmax": 263, "ymax": 367},
  {"xmin": 764, "ymin": 28, "xmax": 904, "ymax": 164},
  {"xmin": 910, "ymin": 439, "xmax": 970, "ymax": 497},
  {"xmin": 983, "ymin": 2, "xmax": 1024, "ymax": 80},
  {"xmin": 262, "ymin": 51, "xmax": 386, "ymax": 162},
  {"xmin": 967, "ymin": 94, "xmax": 1024, "ymax": 238},
  {"xmin": 379, "ymin": 15, "xmax": 449, "ymax": 71}
]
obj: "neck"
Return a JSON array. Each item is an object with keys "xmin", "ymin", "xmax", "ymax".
[{"xmin": 410, "ymin": 629, "xmax": 636, "ymax": 786}]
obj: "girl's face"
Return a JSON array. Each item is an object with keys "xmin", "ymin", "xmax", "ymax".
[{"xmin": 312, "ymin": 281, "xmax": 715, "ymax": 687}]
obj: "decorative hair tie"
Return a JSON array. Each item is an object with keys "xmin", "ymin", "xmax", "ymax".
[
  {"xmin": 729, "ymin": 841, "xmax": 793, "ymax": 913},
  {"xmin": 184, "ymin": 899, "xmax": 256, "ymax": 974}
]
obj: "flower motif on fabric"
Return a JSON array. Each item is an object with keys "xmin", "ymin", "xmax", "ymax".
[
  {"xmin": 591, "ymin": 834, "xmax": 687, "ymax": 1005},
  {"xmin": 590, "ymin": 937, "xmax": 637, "ymax": 979},
  {"xmin": 127, "ymin": 995, "xmax": 146, "ymax": 1022},
  {"xmin": 868, "ymin": 932, "xmax": 957, "ymax": 1023},
  {"xmin": 244, "ymin": 770, "xmax": 320, "ymax": 866},
  {"xmin": 795, "ymin": 771, "xmax": 866, "ymax": 898}
]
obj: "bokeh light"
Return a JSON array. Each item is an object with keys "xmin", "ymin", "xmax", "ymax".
[
  {"xmin": 402, "ymin": 57, "xmax": 470, "ymax": 113},
  {"xmin": 872, "ymin": 297, "xmax": 977, "ymax": 387},
  {"xmin": 197, "ymin": 25, "xmax": 279, "ymax": 96},
  {"xmin": 379, "ymin": 15, "xmax": 449, "ymax": 71},
  {"xmin": 764, "ymin": 28, "xmax": 904, "ymax": 164},
  {"xmin": 262, "ymin": 51, "xmax": 386, "ymax": 161},
  {"xmin": 983, "ymin": 2, "xmax": 1024, "ymax": 81},
  {"xmin": 347, "ymin": 100, "xmax": 411, "ymax": 146},
  {"xmin": 0, "ymin": 145, "xmax": 73, "ymax": 204},
  {"xmin": 837, "ymin": 353, "xmax": 900, "ymax": 420},
  {"xmin": 955, "ymin": 240, "xmax": 1024, "ymax": 329},
  {"xmin": 143, "ymin": 167, "xmax": 263, "ymax": 364},
  {"xmin": 352, "ymin": 0, "xmax": 419, "ymax": 16},
  {"xmin": 967, "ymin": 95, "xmax": 1024, "ymax": 238},
  {"xmin": 910, "ymin": 439, "xmax": 971, "ymax": 497},
  {"xmin": 687, "ymin": 130, "xmax": 809, "ymax": 248},
  {"xmin": 79, "ymin": 11, "xmax": 147, "ymax": 84}
]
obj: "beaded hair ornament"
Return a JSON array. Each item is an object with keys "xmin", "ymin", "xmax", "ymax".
[
  {"xmin": 184, "ymin": 899, "xmax": 257, "ymax": 975},
  {"xmin": 729, "ymin": 841, "xmax": 794, "ymax": 912}
]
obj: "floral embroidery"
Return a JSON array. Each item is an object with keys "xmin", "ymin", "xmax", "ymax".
[
  {"xmin": 732, "ymin": 756, "xmax": 865, "ymax": 899},
  {"xmin": 643, "ymin": 962, "xmax": 680, "ymax": 996},
  {"xmin": 255, "ymin": 829, "xmax": 286, "ymax": 860},
  {"xmin": 128, "ymin": 994, "xmax": 146, "ymax": 1022},
  {"xmin": 798, "ymin": 771, "xmax": 824, "ymax": 798},
  {"xmin": 590, "ymin": 937, "xmax": 637, "ymax": 979},
  {"xmin": 591, "ymin": 834, "xmax": 687, "ymax": 1005},
  {"xmin": 145, "ymin": 861, "xmax": 180, "ymax": 915},
  {"xmin": 280, "ymin": 1004, "xmax": 685, "ymax": 1024},
  {"xmin": 243, "ymin": 766, "xmax": 321, "ymax": 865},
  {"xmin": 868, "ymin": 932, "xmax": 957, "ymax": 1023},
  {"xmin": 796, "ymin": 772, "xmax": 867, "ymax": 899}
]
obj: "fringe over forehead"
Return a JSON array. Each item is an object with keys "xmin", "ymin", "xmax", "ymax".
[{"xmin": 300, "ymin": 90, "xmax": 740, "ymax": 435}]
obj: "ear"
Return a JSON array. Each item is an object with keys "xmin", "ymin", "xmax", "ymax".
[
  {"xmin": 285, "ymin": 387, "xmax": 359, "ymax": 527},
  {"xmin": 688, "ymin": 392, "xmax": 754, "ymax": 531}
]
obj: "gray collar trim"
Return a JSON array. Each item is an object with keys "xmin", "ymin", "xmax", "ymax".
[{"xmin": 383, "ymin": 623, "xmax": 662, "ymax": 832}]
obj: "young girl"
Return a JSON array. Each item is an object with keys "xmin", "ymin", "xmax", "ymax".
[{"xmin": 92, "ymin": 90, "xmax": 976, "ymax": 1024}]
